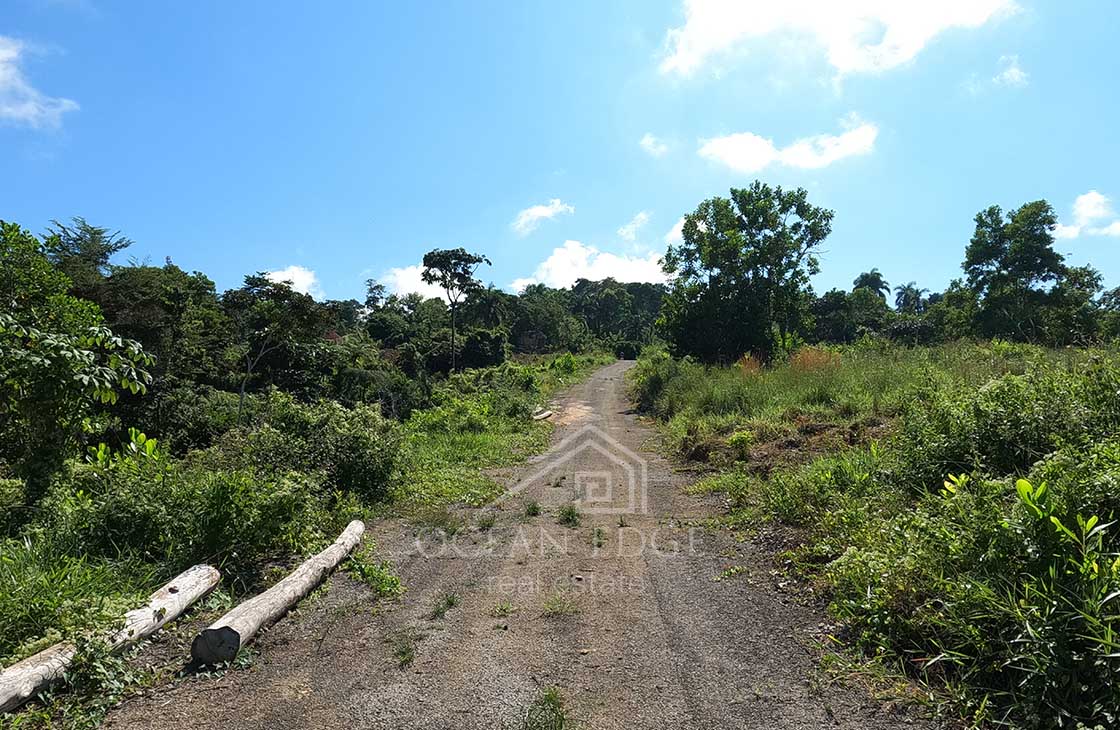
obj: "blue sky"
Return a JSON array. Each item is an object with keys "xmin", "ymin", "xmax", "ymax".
[{"xmin": 2, "ymin": 1, "xmax": 1118, "ymax": 301}]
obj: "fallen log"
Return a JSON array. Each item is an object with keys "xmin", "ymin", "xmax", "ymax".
[
  {"xmin": 191, "ymin": 520, "xmax": 365, "ymax": 665},
  {"xmin": 0, "ymin": 564, "xmax": 220, "ymax": 714},
  {"xmin": 532, "ymin": 409, "xmax": 553, "ymax": 421}
]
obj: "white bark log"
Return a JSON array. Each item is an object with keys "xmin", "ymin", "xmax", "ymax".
[
  {"xmin": 532, "ymin": 410, "xmax": 553, "ymax": 420},
  {"xmin": 191, "ymin": 520, "xmax": 364, "ymax": 665},
  {"xmin": 0, "ymin": 564, "xmax": 219, "ymax": 714}
]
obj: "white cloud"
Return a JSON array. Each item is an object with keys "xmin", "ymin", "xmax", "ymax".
[
  {"xmin": 0, "ymin": 36, "xmax": 79, "ymax": 129},
  {"xmin": 617, "ymin": 211, "xmax": 651, "ymax": 241},
  {"xmin": 1056, "ymin": 190, "xmax": 1120, "ymax": 239},
  {"xmin": 511, "ymin": 240, "xmax": 667, "ymax": 291},
  {"xmin": 664, "ymin": 216, "xmax": 686, "ymax": 244},
  {"xmin": 660, "ymin": 0, "xmax": 1016, "ymax": 78},
  {"xmin": 993, "ymin": 54, "xmax": 1028, "ymax": 87},
  {"xmin": 379, "ymin": 263, "xmax": 446, "ymax": 300},
  {"xmin": 699, "ymin": 114, "xmax": 878, "ymax": 173},
  {"xmin": 511, "ymin": 198, "xmax": 575, "ymax": 236},
  {"xmin": 265, "ymin": 265, "xmax": 324, "ymax": 299},
  {"xmin": 640, "ymin": 133, "xmax": 669, "ymax": 157}
]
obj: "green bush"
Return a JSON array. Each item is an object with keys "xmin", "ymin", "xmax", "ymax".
[{"xmin": 199, "ymin": 393, "xmax": 400, "ymax": 501}]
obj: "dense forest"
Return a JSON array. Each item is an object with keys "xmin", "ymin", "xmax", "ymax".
[{"xmin": 3, "ymin": 181, "xmax": 1120, "ymax": 727}]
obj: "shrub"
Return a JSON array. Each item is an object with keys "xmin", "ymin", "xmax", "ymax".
[
  {"xmin": 788, "ymin": 346, "xmax": 839, "ymax": 373},
  {"xmin": 200, "ymin": 393, "xmax": 400, "ymax": 501}
]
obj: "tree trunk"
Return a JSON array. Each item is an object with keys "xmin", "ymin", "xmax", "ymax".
[
  {"xmin": 450, "ymin": 305, "xmax": 457, "ymax": 372},
  {"xmin": 191, "ymin": 520, "xmax": 364, "ymax": 666},
  {"xmin": 0, "ymin": 564, "xmax": 220, "ymax": 714}
]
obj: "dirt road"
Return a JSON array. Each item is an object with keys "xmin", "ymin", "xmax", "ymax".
[{"xmin": 107, "ymin": 361, "xmax": 928, "ymax": 729}]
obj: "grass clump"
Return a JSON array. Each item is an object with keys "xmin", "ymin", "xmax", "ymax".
[
  {"xmin": 541, "ymin": 590, "xmax": 579, "ymax": 617},
  {"xmin": 524, "ymin": 499, "xmax": 542, "ymax": 517},
  {"xmin": 522, "ymin": 686, "xmax": 569, "ymax": 730},
  {"xmin": 428, "ymin": 592, "xmax": 461, "ymax": 620},
  {"xmin": 557, "ymin": 503, "xmax": 581, "ymax": 527}
]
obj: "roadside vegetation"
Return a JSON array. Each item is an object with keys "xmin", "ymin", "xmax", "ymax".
[
  {"xmin": 632, "ymin": 183, "xmax": 1120, "ymax": 727},
  {"xmin": 0, "ymin": 218, "xmax": 622, "ymax": 724}
]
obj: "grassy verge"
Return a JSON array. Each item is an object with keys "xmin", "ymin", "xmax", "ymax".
[{"xmin": 631, "ymin": 341, "xmax": 1120, "ymax": 728}]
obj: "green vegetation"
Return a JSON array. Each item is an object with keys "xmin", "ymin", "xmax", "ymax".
[
  {"xmin": 541, "ymin": 590, "xmax": 580, "ymax": 617},
  {"xmin": 556, "ymin": 503, "xmax": 581, "ymax": 528},
  {"xmin": 524, "ymin": 500, "xmax": 542, "ymax": 518},
  {"xmin": 522, "ymin": 686, "xmax": 570, "ymax": 730},
  {"xmin": 662, "ymin": 186, "xmax": 1116, "ymax": 362},
  {"xmin": 0, "ymin": 216, "xmax": 620, "ymax": 721},
  {"xmin": 633, "ymin": 342, "xmax": 1120, "ymax": 726},
  {"xmin": 428, "ymin": 592, "xmax": 461, "ymax": 621}
]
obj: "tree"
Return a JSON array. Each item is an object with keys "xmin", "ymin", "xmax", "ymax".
[
  {"xmin": 42, "ymin": 217, "xmax": 133, "ymax": 300},
  {"xmin": 420, "ymin": 248, "xmax": 490, "ymax": 371},
  {"xmin": 661, "ymin": 181, "xmax": 833, "ymax": 361},
  {"xmin": 894, "ymin": 282, "xmax": 929, "ymax": 314},
  {"xmin": 853, "ymin": 269, "xmax": 890, "ymax": 300},
  {"xmin": 221, "ymin": 274, "xmax": 327, "ymax": 421},
  {"xmin": 963, "ymin": 201, "xmax": 1068, "ymax": 340}
]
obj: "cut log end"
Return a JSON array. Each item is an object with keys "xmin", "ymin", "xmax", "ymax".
[{"xmin": 190, "ymin": 627, "xmax": 242, "ymax": 666}]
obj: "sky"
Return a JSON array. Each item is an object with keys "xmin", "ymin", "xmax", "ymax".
[{"xmin": 2, "ymin": 0, "xmax": 1119, "ymax": 302}]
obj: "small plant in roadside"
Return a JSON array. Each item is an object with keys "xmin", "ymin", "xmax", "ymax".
[
  {"xmin": 542, "ymin": 590, "xmax": 579, "ymax": 617},
  {"xmin": 492, "ymin": 600, "xmax": 516, "ymax": 617},
  {"xmin": 617, "ymin": 515, "xmax": 627, "ymax": 528},
  {"xmin": 591, "ymin": 527, "xmax": 605, "ymax": 548},
  {"xmin": 345, "ymin": 547, "xmax": 406, "ymax": 598},
  {"xmin": 715, "ymin": 565, "xmax": 746, "ymax": 581},
  {"xmin": 392, "ymin": 632, "xmax": 417, "ymax": 669},
  {"xmin": 428, "ymin": 592, "xmax": 461, "ymax": 620},
  {"xmin": 524, "ymin": 500, "xmax": 542, "ymax": 517},
  {"xmin": 557, "ymin": 503, "xmax": 580, "ymax": 527},
  {"xmin": 523, "ymin": 686, "xmax": 569, "ymax": 730},
  {"xmin": 477, "ymin": 513, "xmax": 496, "ymax": 531}
]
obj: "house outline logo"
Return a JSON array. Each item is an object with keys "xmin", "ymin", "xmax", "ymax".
[{"xmin": 495, "ymin": 424, "xmax": 649, "ymax": 514}]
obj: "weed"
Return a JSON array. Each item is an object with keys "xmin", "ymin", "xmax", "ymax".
[
  {"xmin": 617, "ymin": 515, "xmax": 627, "ymax": 528},
  {"xmin": 344, "ymin": 546, "xmax": 406, "ymax": 598},
  {"xmin": 524, "ymin": 500, "xmax": 542, "ymax": 517},
  {"xmin": 715, "ymin": 565, "xmax": 746, "ymax": 581},
  {"xmin": 542, "ymin": 590, "xmax": 579, "ymax": 617},
  {"xmin": 523, "ymin": 686, "xmax": 569, "ymax": 730},
  {"xmin": 591, "ymin": 527, "xmax": 605, "ymax": 548},
  {"xmin": 428, "ymin": 592, "xmax": 461, "ymax": 620},
  {"xmin": 557, "ymin": 503, "xmax": 580, "ymax": 527},
  {"xmin": 492, "ymin": 600, "xmax": 516, "ymax": 617},
  {"xmin": 392, "ymin": 632, "xmax": 417, "ymax": 669},
  {"xmin": 477, "ymin": 513, "xmax": 496, "ymax": 531}
]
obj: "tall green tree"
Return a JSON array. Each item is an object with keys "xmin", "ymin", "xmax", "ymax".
[
  {"xmin": 222, "ymin": 274, "xmax": 327, "ymax": 420},
  {"xmin": 963, "ymin": 201, "xmax": 1068, "ymax": 340},
  {"xmin": 42, "ymin": 217, "xmax": 132, "ymax": 300},
  {"xmin": 853, "ymin": 269, "xmax": 890, "ymax": 300},
  {"xmin": 421, "ymin": 248, "xmax": 490, "ymax": 371},
  {"xmin": 661, "ymin": 181, "xmax": 833, "ymax": 361}
]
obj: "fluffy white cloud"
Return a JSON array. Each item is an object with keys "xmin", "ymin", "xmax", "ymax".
[
  {"xmin": 660, "ymin": 0, "xmax": 1016, "ymax": 77},
  {"xmin": 1056, "ymin": 190, "xmax": 1120, "ymax": 239},
  {"xmin": 640, "ymin": 133, "xmax": 669, "ymax": 157},
  {"xmin": 664, "ymin": 217, "xmax": 686, "ymax": 244},
  {"xmin": 511, "ymin": 240, "xmax": 667, "ymax": 291},
  {"xmin": 993, "ymin": 54, "xmax": 1028, "ymax": 87},
  {"xmin": 380, "ymin": 263, "xmax": 446, "ymax": 299},
  {"xmin": 265, "ymin": 265, "xmax": 324, "ymax": 299},
  {"xmin": 617, "ymin": 211, "xmax": 651, "ymax": 241},
  {"xmin": 0, "ymin": 36, "xmax": 79, "ymax": 129},
  {"xmin": 511, "ymin": 198, "xmax": 575, "ymax": 236},
  {"xmin": 699, "ymin": 114, "xmax": 878, "ymax": 173}
]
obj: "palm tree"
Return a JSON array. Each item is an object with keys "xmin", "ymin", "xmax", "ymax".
[
  {"xmin": 893, "ymin": 282, "xmax": 929, "ymax": 314},
  {"xmin": 852, "ymin": 269, "xmax": 890, "ymax": 300}
]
